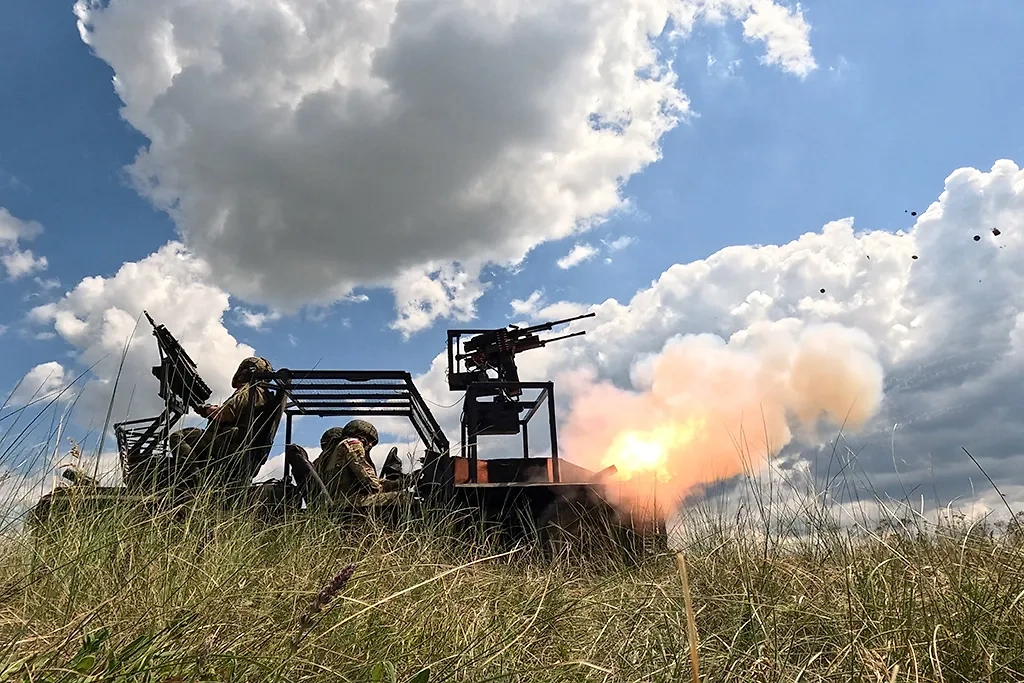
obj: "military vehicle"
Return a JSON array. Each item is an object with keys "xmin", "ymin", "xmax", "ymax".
[{"xmin": 30, "ymin": 312, "xmax": 668, "ymax": 556}]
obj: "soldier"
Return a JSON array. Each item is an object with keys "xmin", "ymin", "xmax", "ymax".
[
  {"xmin": 313, "ymin": 419, "xmax": 407, "ymax": 507},
  {"xmin": 170, "ymin": 356, "xmax": 275, "ymax": 491}
]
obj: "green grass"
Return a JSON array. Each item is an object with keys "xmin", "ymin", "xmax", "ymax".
[
  {"xmin": 1, "ymin": 489, "xmax": 1023, "ymax": 683},
  {"xmin": 2, "ymin": 351, "xmax": 1024, "ymax": 681}
]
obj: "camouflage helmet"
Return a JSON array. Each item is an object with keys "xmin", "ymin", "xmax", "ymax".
[
  {"xmin": 342, "ymin": 419, "xmax": 379, "ymax": 449},
  {"xmin": 231, "ymin": 356, "xmax": 273, "ymax": 388},
  {"xmin": 320, "ymin": 427, "xmax": 348, "ymax": 454},
  {"xmin": 169, "ymin": 427, "xmax": 203, "ymax": 451}
]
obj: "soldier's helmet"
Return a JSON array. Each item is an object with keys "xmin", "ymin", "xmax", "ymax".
[
  {"xmin": 342, "ymin": 419, "xmax": 379, "ymax": 450},
  {"xmin": 231, "ymin": 356, "xmax": 273, "ymax": 388},
  {"xmin": 169, "ymin": 427, "xmax": 203, "ymax": 451},
  {"xmin": 320, "ymin": 426, "xmax": 348, "ymax": 455}
]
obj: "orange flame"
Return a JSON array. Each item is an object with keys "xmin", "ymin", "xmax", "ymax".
[{"xmin": 601, "ymin": 418, "xmax": 707, "ymax": 483}]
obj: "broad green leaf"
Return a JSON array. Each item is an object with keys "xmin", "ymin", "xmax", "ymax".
[{"xmin": 407, "ymin": 668, "xmax": 431, "ymax": 683}]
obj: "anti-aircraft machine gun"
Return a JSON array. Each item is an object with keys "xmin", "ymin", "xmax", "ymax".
[
  {"xmin": 444, "ymin": 312, "xmax": 595, "ymax": 482},
  {"xmin": 112, "ymin": 312, "xmax": 215, "ymax": 486},
  {"xmin": 419, "ymin": 311, "xmax": 666, "ymax": 555}
]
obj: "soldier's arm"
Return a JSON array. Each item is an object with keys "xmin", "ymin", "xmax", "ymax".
[
  {"xmin": 312, "ymin": 445, "xmax": 337, "ymax": 481},
  {"xmin": 208, "ymin": 386, "xmax": 250, "ymax": 424},
  {"xmin": 343, "ymin": 441, "xmax": 383, "ymax": 494}
]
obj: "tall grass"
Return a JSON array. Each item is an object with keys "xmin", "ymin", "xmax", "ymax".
[
  {"xmin": 2, "ymin": 476, "xmax": 1024, "ymax": 681},
  {"xmin": 1, "ymin": 360, "xmax": 1024, "ymax": 681}
]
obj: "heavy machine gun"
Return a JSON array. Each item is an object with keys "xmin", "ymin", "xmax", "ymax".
[
  {"xmin": 114, "ymin": 312, "xmax": 214, "ymax": 480},
  {"xmin": 146, "ymin": 310, "xmax": 213, "ymax": 416},
  {"xmin": 446, "ymin": 312, "xmax": 595, "ymax": 397},
  {"xmin": 445, "ymin": 312, "xmax": 595, "ymax": 483}
]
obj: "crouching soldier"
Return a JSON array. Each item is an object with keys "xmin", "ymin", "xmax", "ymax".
[
  {"xmin": 169, "ymin": 356, "xmax": 275, "ymax": 493},
  {"xmin": 313, "ymin": 420, "xmax": 407, "ymax": 508}
]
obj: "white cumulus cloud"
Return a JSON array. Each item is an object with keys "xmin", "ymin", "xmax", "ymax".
[
  {"xmin": 9, "ymin": 362, "xmax": 68, "ymax": 407},
  {"xmin": 510, "ymin": 290, "xmax": 590, "ymax": 321},
  {"xmin": 0, "ymin": 208, "xmax": 48, "ymax": 280},
  {"xmin": 235, "ymin": 308, "xmax": 282, "ymax": 331},
  {"xmin": 27, "ymin": 242, "xmax": 257, "ymax": 429},
  {"xmin": 556, "ymin": 243, "xmax": 599, "ymax": 270},
  {"xmin": 72, "ymin": 0, "xmax": 816, "ymax": 332}
]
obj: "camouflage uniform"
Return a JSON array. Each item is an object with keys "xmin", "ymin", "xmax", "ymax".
[
  {"xmin": 169, "ymin": 427, "xmax": 204, "ymax": 453},
  {"xmin": 171, "ymin": 356, "xmax": 274, "ymax": 491},
  {"xmin": 313, "ymin": 420, "xmax": 405, "ymax": 508}
]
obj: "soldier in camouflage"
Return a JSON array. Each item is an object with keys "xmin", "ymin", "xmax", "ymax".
[
  {"xmin": 313, "ymin": 419, "xmax": 407, "ymax": 508},
  {"xmin": 169, "ymin": 356, "xmax": 275, "ymax": 491}
]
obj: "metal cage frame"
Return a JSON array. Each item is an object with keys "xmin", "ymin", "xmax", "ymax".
[
  {"xmin": 461, "ymin": 381, "xmax": 560, "ymax": 484},
  {"xmin": 251, "ymin": 369, "xmax": 450, "ymax": 484}
]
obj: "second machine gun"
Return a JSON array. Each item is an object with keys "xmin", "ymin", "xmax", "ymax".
[
  {"xmin": 115, "ymin": 312, "xmax": 214, "ymax": 479},
  {"xmin": 146, "ymin": 310, "xmax": 214, "ymax": 418}
]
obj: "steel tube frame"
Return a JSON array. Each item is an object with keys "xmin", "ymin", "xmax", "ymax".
[
  {"xmin": 461, "ymin": 381, "xmax": 560, "ymax": 484},
  {"xmin": 252, "ymin": 369, "xmax": 450, "ymax": 483}
]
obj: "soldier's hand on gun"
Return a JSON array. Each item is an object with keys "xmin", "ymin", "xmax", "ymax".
[{"xmin": 195, "ymin": 403, "xmax": 218, "ymax": 418}]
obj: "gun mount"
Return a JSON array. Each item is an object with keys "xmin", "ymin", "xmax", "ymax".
[{"xmin": 445, "ymin": 312, "xmax": 595, "ymax": 484}]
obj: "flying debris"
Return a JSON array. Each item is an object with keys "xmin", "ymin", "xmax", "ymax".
[
  {"xmin": 992, "ymin": 228, "xmax": 1002, "ymax": 236},
  {"xmin": 974, "ymin": 235, "xmax": 981, "ymax": 241}
]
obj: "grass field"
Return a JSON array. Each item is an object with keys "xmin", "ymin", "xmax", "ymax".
[
  {"xmin": 2, "ymin": 486, "xmax": 1023, "ymax": 683},
  {"xmin": 2, "ymin": 375, "xmax": 1023, "ymax": 682}
]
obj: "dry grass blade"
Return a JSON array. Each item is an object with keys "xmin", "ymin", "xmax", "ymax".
[
  {"xmin": 675, "ymin": 551, "xmax": 701, "ymax": 683},
  {"xmin": 305, "ymin": 546, "xmax": 525, "ymax": 648}
]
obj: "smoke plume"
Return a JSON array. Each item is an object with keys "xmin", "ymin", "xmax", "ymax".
[{"xmin": 560, "ymin": 322, "xmax": 885, "ymax": 522}]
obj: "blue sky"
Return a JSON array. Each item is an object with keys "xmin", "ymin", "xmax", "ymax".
[{"xmin": 3, "ymin": 0, "xmax": 1024, "ymax": 514}]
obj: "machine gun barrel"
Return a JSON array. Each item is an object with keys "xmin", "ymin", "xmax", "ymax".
[
  {"xmin": 460, "ymin": 312, "xmax": 595, "ymax": 356},
  {"xmin": 144, "ymin": 310, "xmax": 213, "ymax": 414},
  {"xmin": 514, "ymin": 311, "xmax": 596, "ymax": 336},
  {"xmin": 527, "ymin": 329, "xmax": 586, "ymax": 347}
]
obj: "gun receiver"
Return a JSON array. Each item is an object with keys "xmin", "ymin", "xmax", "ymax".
[
  {"xmin": 447, "ymin": 311, "xmax": 595, "ymax": 394},
  {"xmin": 144, "ymin": 310, "xmax": 213, "ymax": 416}
]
